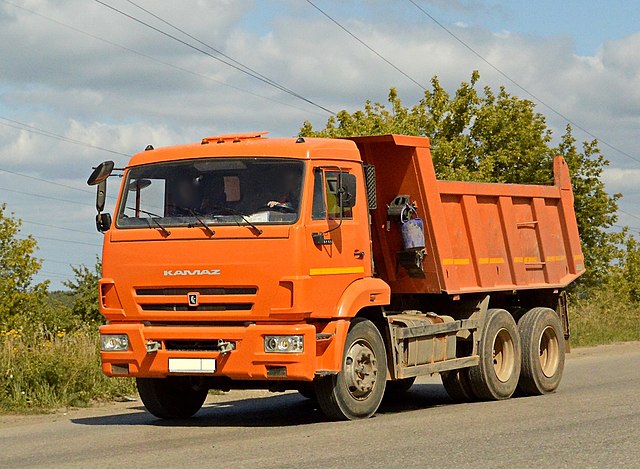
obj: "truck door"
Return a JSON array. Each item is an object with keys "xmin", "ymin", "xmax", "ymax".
[{"xmin": 305, "ymin": 165, "xmax": 370, "ymax": 316}]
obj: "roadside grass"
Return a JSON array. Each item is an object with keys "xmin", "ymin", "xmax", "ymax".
[
  {"xmin": 569, "ymin": 290, "xmax": 640, "ymax": 347},
  {"xmin": 0, "ymin": 329, "xmax": 135, "ymax": 413},
  {"xmin": 1, "ymin": 289, "xmax": 638, "ymax": 413}
]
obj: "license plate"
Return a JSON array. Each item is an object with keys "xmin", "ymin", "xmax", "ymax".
[{"xmin": 168, "ymin": 358, "xmax": 216, "ymax": 373}]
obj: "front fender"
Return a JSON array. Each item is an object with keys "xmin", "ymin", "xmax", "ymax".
[
  {"xmin": 336, "ymin": 277, "xmax": 390, "ymax": 318},
  {"xmin": 314, "ymin": 278, "xmax": 390, "ymax": 374}
]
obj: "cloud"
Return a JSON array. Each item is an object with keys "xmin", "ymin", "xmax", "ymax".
[{"xmin": 0, "ymin": 0, "xmax": 639, "ymax": 287}]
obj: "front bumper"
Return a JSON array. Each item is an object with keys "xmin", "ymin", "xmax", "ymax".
[{"xmin": 99, "ymin": 322, "xmax": 332, "ymax": 381}]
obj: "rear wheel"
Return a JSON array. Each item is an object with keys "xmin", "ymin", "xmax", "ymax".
[
  {"xmin": 315, "ymin": 318, "xmax": 387, "ymax": 420},
  {"xmin": 441, "ymin": 368, "xmax": 476, "ymax": 402},
  {"xmin": 517, "ymin": 307, "xmax": 565, "ymax": 395},
  {"xmin": 468, "ymin": 309, "xmax": 521, "ymax": 400},
  {"xmin": 136, "ymin": 377, "xmax": 207, "ymax": 419}
]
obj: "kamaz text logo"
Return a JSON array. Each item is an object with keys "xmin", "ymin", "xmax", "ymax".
[{"xmin": 163, "ymin": 269, "xmax": 221, "ymax": 276}]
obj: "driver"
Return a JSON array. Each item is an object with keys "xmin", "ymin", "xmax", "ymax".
[
  {"xmin": 168, "ymin": 174, "xmax": 200, "ymax": 215},
  {"xmin": 266, "ymin": 167, "xmax": 300, "ymax": 210}
]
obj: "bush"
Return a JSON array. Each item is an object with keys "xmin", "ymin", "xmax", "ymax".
[
  {"xmin": 0, "ymin": 328, "xmax": 135, "ymax": 412},
  {"xmin": 569, "ymin": 288, "xmax": 640, "ymax": 347}
]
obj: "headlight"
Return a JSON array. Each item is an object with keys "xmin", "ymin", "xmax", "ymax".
[
  {"xmin": 100, "ymin": 334, "xmax": 129, "ymax": 351},
  {"xmin": 264, "ymin": 335, "xmax": 303, "ymax": 353}
]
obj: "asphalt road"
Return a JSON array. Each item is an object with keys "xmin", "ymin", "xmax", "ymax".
[{"xmin": 2, "ymin": 342, "xmax": 639, "ymax": 469}]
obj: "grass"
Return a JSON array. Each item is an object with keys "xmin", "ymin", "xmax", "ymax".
[
  {"xmin": 0, "ymin": 329, "xmax": 135, "ymax": 413},
  {"xmin": 1, "ymin": 287, "xmax": 638, "ymax": 413},
  {"xmin": 569, "ymin": 289, "xmax": 640, "ymax": 347}
]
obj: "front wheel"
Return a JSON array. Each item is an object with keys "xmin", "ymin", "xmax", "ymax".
[
  {"xmin": 315, "ymin": 319, "xmax": 387, "ymax": 420},
  {"xmin": 136, "ymin": 377, "xmax": 207, "ymax": 419}
]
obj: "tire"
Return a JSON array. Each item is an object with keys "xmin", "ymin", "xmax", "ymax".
[
  {"xmin": 315, "ymin": 318, "xmax": 387, "ymax": 420},
  {"xmin": 517, "ymin": 307, "xmax": 565, "ymax": 395},
  {"xmin": 468, "ymin": 309, "xmax": 521, "ymax": 400},
  {"xmin": 297, "ymin": 382, "xmax": 317, "ymax": 401},
  {"xmin": 441, "ymin": 368, "xmax": 476, "ymax": 403},
  {"xmin": 385, "ymin": 377, "xmax": 416, "ymax": 396},
  {"xmin": 136, "ymin": 377, "xmax": 207, "ymax": 419}
]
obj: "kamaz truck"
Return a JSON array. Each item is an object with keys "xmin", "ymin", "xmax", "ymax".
[{"xmin": 88, "ymin": 132, "xmax": 584, "ymax": 420}]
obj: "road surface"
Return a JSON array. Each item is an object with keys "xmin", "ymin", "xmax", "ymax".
[{"xmin": 1, "ymin": 342, "xmax": 639, "ymax": 468}]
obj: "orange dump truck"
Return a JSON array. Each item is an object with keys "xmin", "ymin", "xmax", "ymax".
[{"xmin": 88, "ymin": 132, "xmax": 584, "ymax": 420}]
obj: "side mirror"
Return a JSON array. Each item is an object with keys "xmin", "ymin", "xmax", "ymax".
[
  {"xmin": 87, "ymin": 161, "xmax": 114, "ymax": 186},
  {"xmin": 339, "ymin": 173, "xmax": 357, "ymax": 209},
  {"xmin": 96, "ymin": 180, "xmax": 107, "ymax": 212},
  {"xmin": 96, "ymin": 212, "xmax": 112, "ymax": 233}
]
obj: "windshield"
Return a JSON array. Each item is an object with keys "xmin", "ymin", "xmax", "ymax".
[{"xmin": 116, "ymin": 158, "xmax": 305, "ymax": 229}]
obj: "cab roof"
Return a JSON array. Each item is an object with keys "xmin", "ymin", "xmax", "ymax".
[{"xmin": 127, "ymin": 132, "xmax": 362, "ymax": 167}]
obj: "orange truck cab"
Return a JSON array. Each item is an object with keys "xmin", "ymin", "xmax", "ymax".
[{"xmin": 88, "ymin": 132, "xmax": 584, "ymax": 420}]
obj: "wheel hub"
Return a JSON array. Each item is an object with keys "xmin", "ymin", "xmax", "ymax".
[
  {"xmin": 344, "ymin": 340, "xmax": 378, "ymax": 400},
  {"xmin": 492, "ymin": 328, "xmax": 515, "ymax": 383}
]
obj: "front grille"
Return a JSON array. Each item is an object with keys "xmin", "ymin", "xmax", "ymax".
[
  {"xmin": 136, "ymin": 287, "xmax": 257, "ymax": 296},
  {"xmin": 135, "ymin": 285, "xmax": 257, "ymax": 314},
  {"xmin": 140, "ymin": 303, "xmax": 253, "ymax": 312}
]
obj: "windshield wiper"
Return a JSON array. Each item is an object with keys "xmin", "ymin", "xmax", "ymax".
[
  {"xmin": 146, "ymin": 217, "xmax": 171, "ymax": 237},
  {"xmin": 210, "ymin": 206, "xmax": 263, "ymax": 236},
  {"xmin": 125, "ymin": 207, "xmax": 171, "ymax": 237},
  {"xmin": 185, "ymin": 208, "xmax": 215, "ymax": 237}
]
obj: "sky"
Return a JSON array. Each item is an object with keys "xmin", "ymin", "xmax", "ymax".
[{"xmin": 0, "ymin": 0, "xmax": 639, "ymax": 289}]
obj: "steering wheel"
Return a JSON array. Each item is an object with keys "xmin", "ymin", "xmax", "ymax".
[{"xmin": 256, "ymin": 203, "xmax": 296, "ymax": 213}]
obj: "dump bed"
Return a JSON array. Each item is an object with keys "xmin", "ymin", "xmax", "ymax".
[{"xmin": 350, "ymin": 134, "xmax": 585, "ymax": 295}]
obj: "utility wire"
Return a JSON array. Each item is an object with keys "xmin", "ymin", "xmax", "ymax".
[
  {"xmin": 0, "ymin": 116, "xmax": 129, "ymax": 158},
  {"xmin": 93, "ymin": 0, "xmax": 336, "ymax": 115},
  {"xmin": 124, "ymin": 1, "xmax": 286, "ymax": 92},
  {"xmin": 0, "ymin": 0, "xmax": 320, "ymax": 117},
  {"xmin": 0, "ymin": 167, "xmax": 116, "ymax": 199},
  {"xmin": 18, "ymin": 235, "xmax": 101, "ymax": 248},
  {"xmin": 407, "ymin": 0, "xmax": 640, "ymax": 166},
  {"xmin": 618, "ymin": 208, "xmax": 640, "ymax": 222},
  {"xmin": 305, "ymin": 0, "xmax": 425, "ymax": 90},
  {"xmin": 20, "ymin": 219, "xmax": 97, "ymax": 236},
  {"xmin": 0, "ymin": 187, "xmax": 91, "ymax": 207}
]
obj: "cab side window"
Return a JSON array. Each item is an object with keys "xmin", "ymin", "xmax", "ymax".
[
  {"xmin": 311, "ymin": 169, "xmax": 353, "ymax": 220},
  {"xmin": 312, "ymin": 169, "xmax": 326, "ymax": 220}
]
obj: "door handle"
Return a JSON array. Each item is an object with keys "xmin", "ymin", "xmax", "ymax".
[{"xmin": 354, "ymin": 250, "xmax": 365, "ymax": 260}]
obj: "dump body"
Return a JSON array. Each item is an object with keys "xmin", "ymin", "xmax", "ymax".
[{"xmin": 350, "ymin": 134, "xmax": 585, "ymax": 295}]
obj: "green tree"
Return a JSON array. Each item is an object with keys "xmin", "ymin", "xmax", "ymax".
[
  {"xmin": 300, "ymin": 72, "xmax": 619, "ymax": 286},
  {"xmin": 0, "ymin": 204, "xmax": 48, "ymax": 328},
  {"xmin": 63, "ymin": 260, "xmax": 102, "ymax": 324}
]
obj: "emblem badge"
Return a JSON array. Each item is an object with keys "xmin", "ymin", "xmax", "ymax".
[{"xmin": 187, "ymin": 292, "xmax": 199, "ymax": 307}]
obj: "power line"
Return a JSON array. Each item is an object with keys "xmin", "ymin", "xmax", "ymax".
[
  {"xmin": 407, "ymin": 0, "xmax": 640, "ymax": 166},
  {"xmin": 0, "ymin": 187, "xmax": 92, "ymax": 207},
  {"xmin": 0, "ymin": 116, "xmax": 129, "ymax": 158},
  {"xmin": 18, "ymin": 235, "xmax": 101, "ymax": 248},
  {"xmin": 93, "ymin": 0, "xmax": 336, "ymax": 115},
  {"xmin": 124, "ymin": 1, "xmax": 294, "ymax": 95},
  {"xmin": 618, "ymin": 208, "xmax": 640, "ymax": 222},
  {"xmin": 21, "ymin": 219, "xmax": 97, "ymax": 236},
  {"xmin": 0, "ymin": 0, "xmax": 321, "ymax": 117},
  {"xmin": 305, "ymin": 0, "xmax": 425, "ymax": 90},
  {"xmin": 0, "ymin": 168, "xmax": 96, "ymax": 195}
]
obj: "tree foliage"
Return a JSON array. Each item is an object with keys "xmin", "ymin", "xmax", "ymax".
[
  {"xmin": 63, "ymin": 260, "xmax": 103, "ymax": 324},
  {"xmin": 0, "ymin": 204, "xmax": 48, "ymax": 327},
  {"xmin": 300, "ymin": 72, "xmax": 620, "ymax": 286}
]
